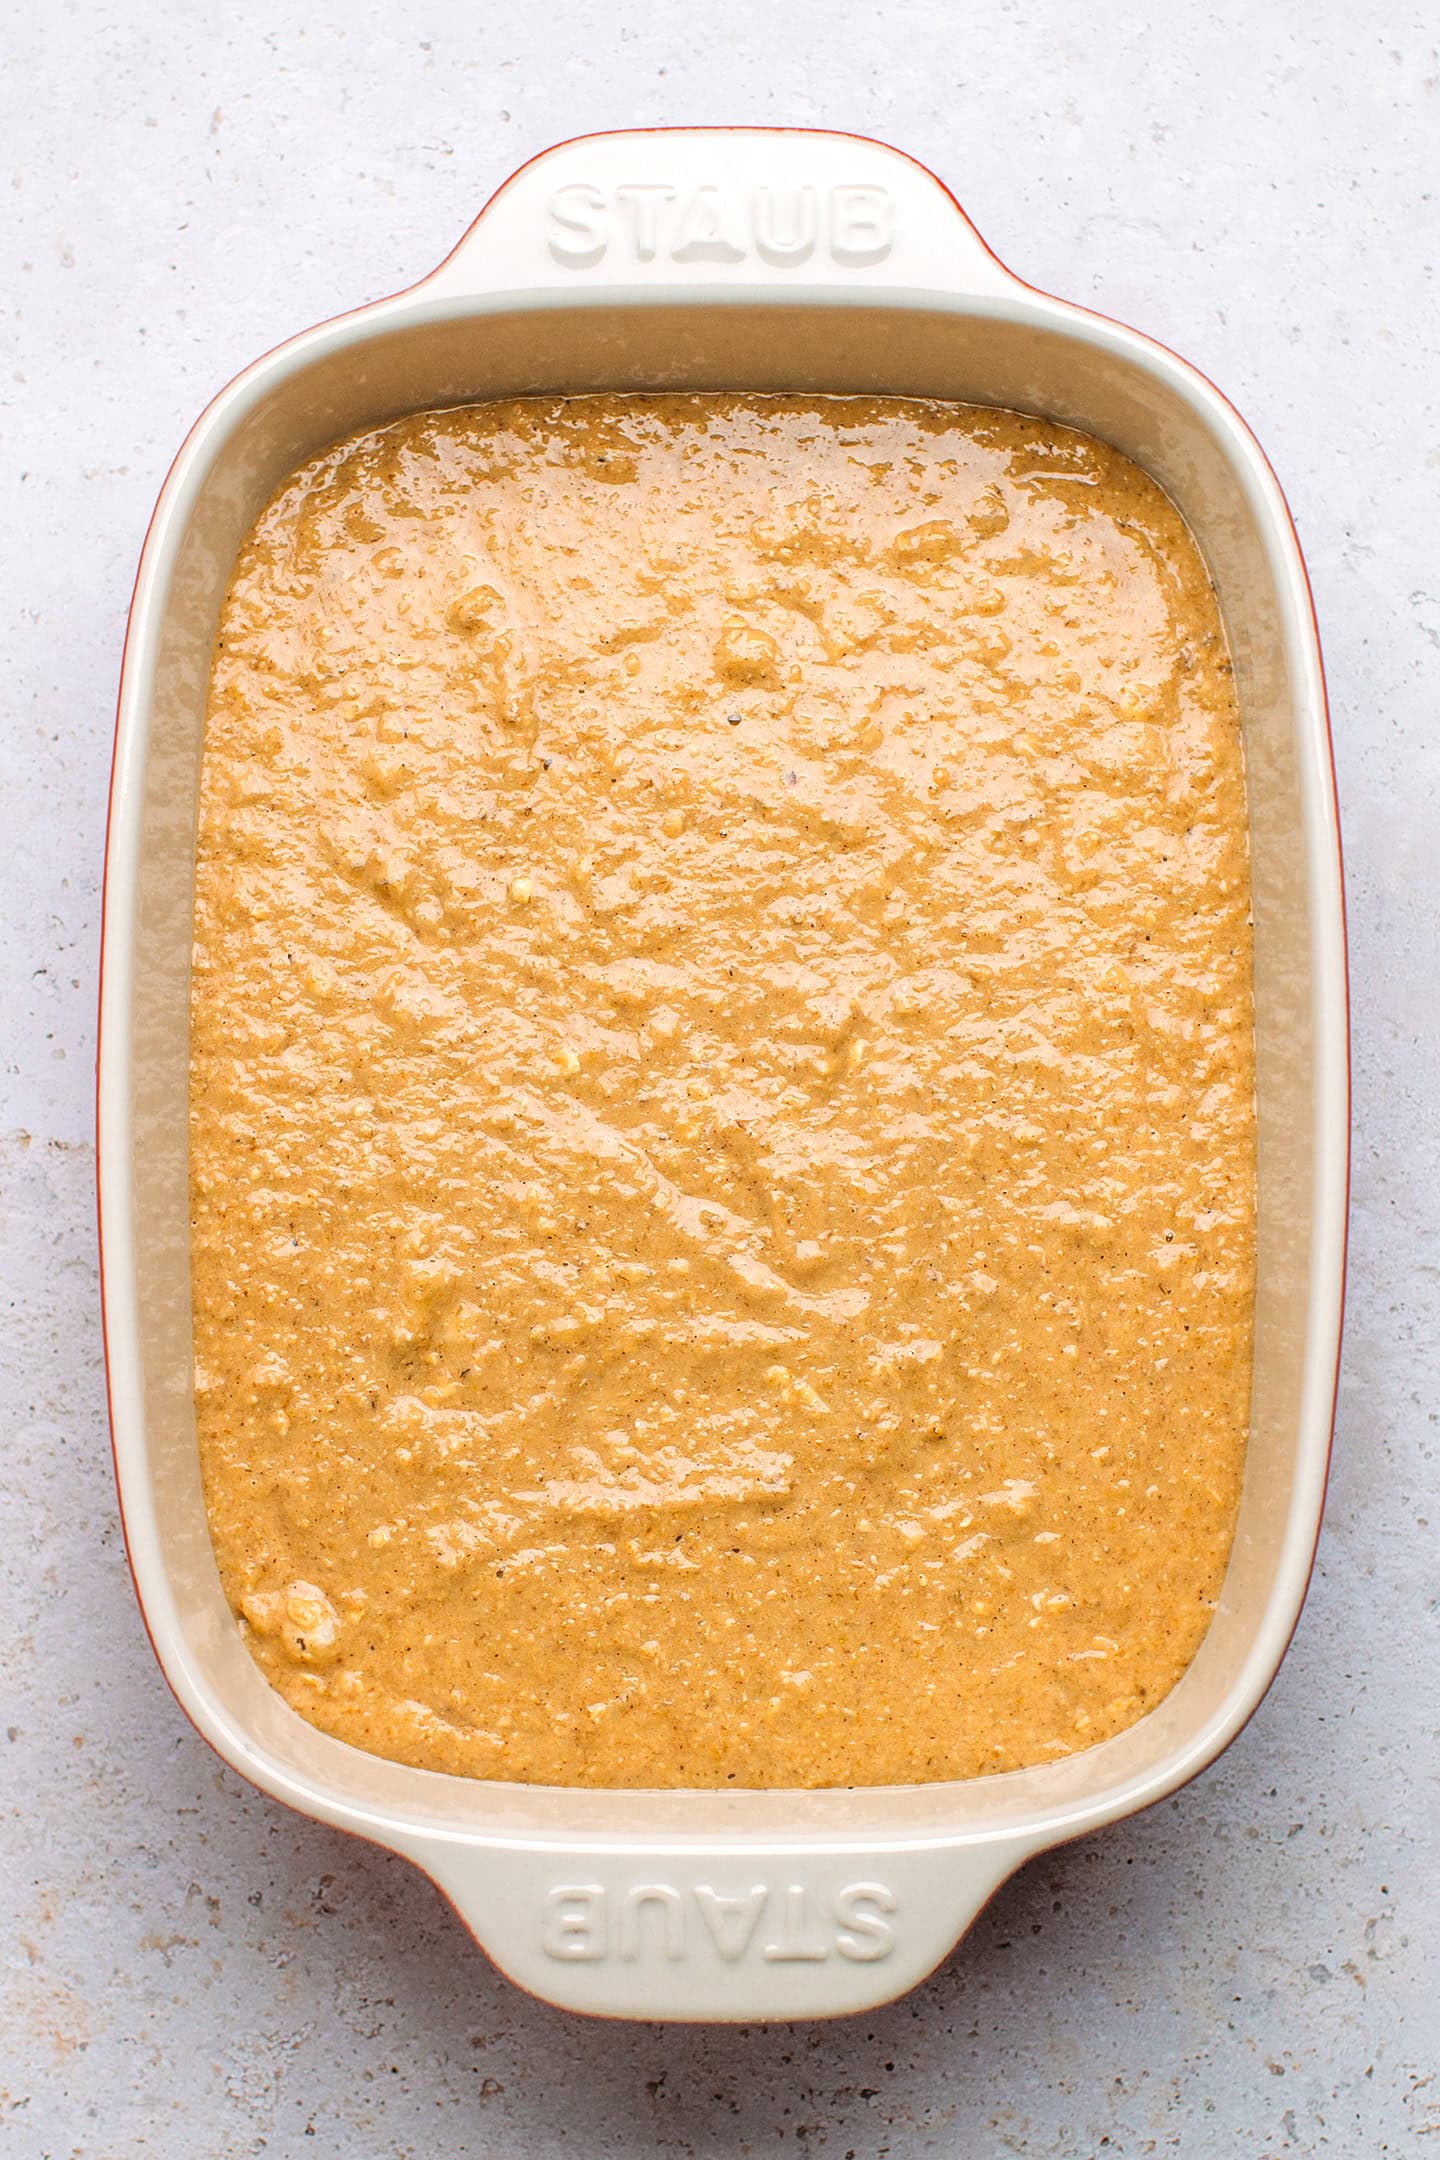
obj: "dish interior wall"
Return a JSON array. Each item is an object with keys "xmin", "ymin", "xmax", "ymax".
[{"xmin": 121, "ymin": 298, "xmax": 1316, "ymax": 1841}]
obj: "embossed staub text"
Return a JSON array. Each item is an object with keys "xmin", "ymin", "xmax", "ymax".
[
  {"xmin": 545, "ymin": 182, "xmax": 894, "ymax": 269},
  {"xmin": 541, "ymin": 1880, "xmax": 898, "ymax": 1964}
]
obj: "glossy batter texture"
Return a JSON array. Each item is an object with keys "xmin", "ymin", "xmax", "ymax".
[{"xmin": 191, "ymin": 393, "xmax": 1255, "ymax": 1789}]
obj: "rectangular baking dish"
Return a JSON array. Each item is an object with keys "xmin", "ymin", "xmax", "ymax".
[{"xmin": 99, "ymin": 128, "xmax": 1348, "ymax": 2022}]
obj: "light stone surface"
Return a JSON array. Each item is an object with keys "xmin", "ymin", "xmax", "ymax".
[{"xmin": 1, "ymin": 1, "xmax": 1436, "ymax": 2151}]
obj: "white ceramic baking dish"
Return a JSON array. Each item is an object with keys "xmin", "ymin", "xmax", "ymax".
[{"xmin": 99, "ymin": 128, "xmax": 1348, "ymax": 2022}]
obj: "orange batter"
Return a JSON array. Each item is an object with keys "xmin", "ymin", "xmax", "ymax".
[{"xmin": 190, "ymin": 394, "xmax": 1255, "ymax": 1788}]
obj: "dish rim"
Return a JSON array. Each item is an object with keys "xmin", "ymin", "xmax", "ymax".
[{"xmin": 96, "ymin": 125, "xmax": 1350, "ymax": 2019}]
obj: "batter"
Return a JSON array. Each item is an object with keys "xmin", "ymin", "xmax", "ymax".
[{"xmin": 190, "ymin": 393, "xmax": 1255, "ymax": 1789}]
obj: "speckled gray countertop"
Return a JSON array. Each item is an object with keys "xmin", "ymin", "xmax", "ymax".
[{"xmin": 2, "ymin": 2, "xmax": 1436, "ymax": 2152}]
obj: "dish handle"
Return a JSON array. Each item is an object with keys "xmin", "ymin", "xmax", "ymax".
[
  {"xmin": 415, "ymin": 127, "xmax": 1021, "ymax": 303},
  {"xmin": 398, "ymin": 1831, "xmax": 1032, "ymax": 2021}
]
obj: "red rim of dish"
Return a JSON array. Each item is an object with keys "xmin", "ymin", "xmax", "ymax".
[{"xmin": 95, "ymin": 122, "xmax": 1350, "ymax": 1853}]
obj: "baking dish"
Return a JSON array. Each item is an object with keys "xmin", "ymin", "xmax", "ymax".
[{"xmin": 99, "ymin": 127, "xmax": 1347, "ymax": 2022}]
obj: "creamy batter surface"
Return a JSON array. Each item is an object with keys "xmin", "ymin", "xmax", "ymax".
[{"xmin": 191, "ymin": 393, "xmax": 1255, "ymax": 1789}]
